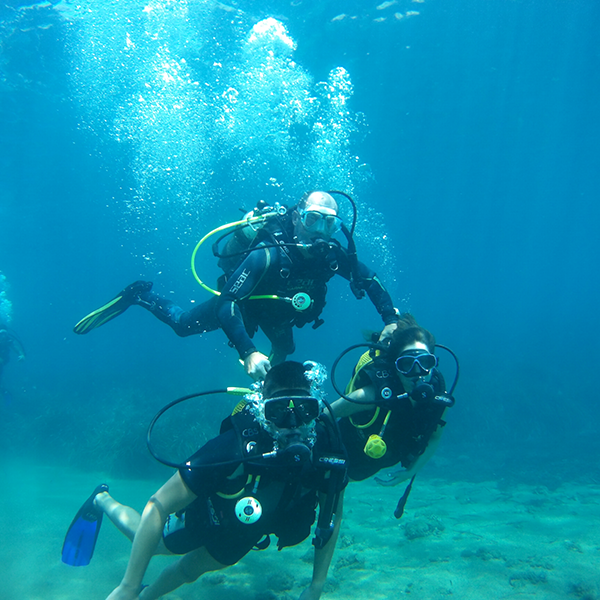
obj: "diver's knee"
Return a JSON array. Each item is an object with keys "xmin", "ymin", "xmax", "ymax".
[
  {"xmin": 171, "ymin": 317, "xmax": 196, "ymax": 337},
  {"xmin": 178, "ymin": 548, "xmax": 225, "ymax": 582},
  {"xmin": 172, "ymin": 327, "xmax": 192, "ymax": 338},
  {"xmin": 173, "ymin": 314, "xmax": 208, "ymax": 337},
  {"xmin": 179, "ymin": 558, "xmax": 202, "ymax": 584},
  {"xmin": 178, "ymin": 551, "xmax": 208, "ymax": 583}
]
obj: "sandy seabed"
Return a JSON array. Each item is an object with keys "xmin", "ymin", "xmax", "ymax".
[{"xmin": 2, "ymin": 458, "xmax": 599, "ymax": 600}]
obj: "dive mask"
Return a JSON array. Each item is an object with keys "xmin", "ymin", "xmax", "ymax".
[
  {"xmin": 299, "ymin": 210, "xmax": 342, "ymax": 237},
  {"xmin": 395, "ymin": 350, "xmax": 438, "ymax": 377},
  {"xmin": 263, "ymin": 396, "xmax": 320, "ymax": 429}
]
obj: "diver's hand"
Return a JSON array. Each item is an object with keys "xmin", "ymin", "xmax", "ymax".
[
  {"xmin": 378, "ymin": 322, "xmax": 398, "ymax": 344},
  {"xmin": 105, "ymin": 583, "xmax": 140, "ymax": 600},
  {"xmin": 375, "ymin": 468, "xmax": 409, "ymax": 487},
  {"xmin": 298, "ymin": 582, "xmax": 323, "ymax": 600},
  {"xmin": 244, "ymin": 351, "xmax": 271, "ymax": 381}
]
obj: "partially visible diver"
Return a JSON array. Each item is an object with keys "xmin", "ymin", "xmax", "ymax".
[
  {"xmin": 330, "ymin": 314, "xmax": 456, "ymax": 516},
  {"xmin": 73, "ymin": 191, "xmax": 399, "ymax": 380},
  {"xmin": 62, "ymin": 361, "xmax": 347, "ymax": 600},
  {"xmin": 0, "ymin": 272, "xmax": 25, "ymax": 396},
  {"xmin": 0, "ymin": 325, "xmax": 25, "ymax": 396}
]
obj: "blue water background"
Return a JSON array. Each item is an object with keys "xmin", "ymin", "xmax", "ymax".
[{"xmin": 0, "ymin": 0, "xmax": 599, "ymax": 481}]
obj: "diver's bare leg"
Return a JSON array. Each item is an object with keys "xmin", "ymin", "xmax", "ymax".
[
  {"xmin": 94, "ymin": 492, "xmax": 171, "ymax": 555},
  {"xmin": 94, "ymin": 492, "xmax": 141, "ymax": 541},
  {"xmin": 139, "ymin": 547, "xmax": 226, "ymax": 600}
]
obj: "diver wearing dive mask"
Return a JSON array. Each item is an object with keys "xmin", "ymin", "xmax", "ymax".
[
  {"xmin": 395, "ymin": 349, "xmax": 438, "ymax": 378},
  {"xmin": 87, "ymin": 361, "xmax": 347, "ymax": 600},
  {"xmin": 297, "ymin": 208, "xmax": 343, "ymax": 238},
  {"xmin": 73, "ymin": 190, "xmax": 399, "ymax": 382},
  {"xmin": 260, "ymin": 393, "xmax": 322, "ymax": 464},
  {"xmin": 263, "ymin": 395, "xmax": 321, "ymax": 428},
  {"xmin": 331, "ymin": 314, "xmax": 456, "ymax": 494}
]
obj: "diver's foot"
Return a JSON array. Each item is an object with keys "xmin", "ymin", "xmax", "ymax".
[
  {"xmin": 92, "ymin": 485, "xmax": 111, "ymax": 511},
  {"xmin": 119, "ymin": 280, "xmax": 153, "ymax": 304},
  {"xmin": 80, "ymin": 483, "xmax": 109, "ymax": 519},
  {"xmin": 73, "ymin": 281, "xmax": 153, "ymax": 334},
  {"xmin": 374, "ymin": 468, "xmax": 408, "ymax": 487}
]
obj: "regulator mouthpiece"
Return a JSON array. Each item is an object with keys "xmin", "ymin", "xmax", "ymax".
[
  {"xmin": 281, "ymin": 442, "xmax": 312, "ymax": 463},
  {"xmin": 410, "ymin": 382, "xmax": 435, "ymax": 403}
]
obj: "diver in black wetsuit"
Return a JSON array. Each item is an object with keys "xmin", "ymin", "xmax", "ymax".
[
  {"xmin": 74, "ymin": 191, "xmax": 399, "ymax": 380},
  {"xmin": 0, "ymin": 325, "xmax": 25, "ymax": 389},
  {"xmin": 75, "ymin": 361, "xmax": 346, "ymax": 600}
]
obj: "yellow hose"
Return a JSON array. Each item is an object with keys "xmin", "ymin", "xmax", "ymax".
[{"xmin": 190, "ymin": 212, "xmax": 281, "ymax": 302}]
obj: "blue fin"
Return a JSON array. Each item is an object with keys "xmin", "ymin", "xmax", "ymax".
[{"xmin": 61, "ymin": 484, "xmax": 108, "ymax": 566}]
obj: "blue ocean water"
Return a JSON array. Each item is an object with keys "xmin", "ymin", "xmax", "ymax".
[{"xmin": 1, "ymin": 0, "xmax": 598, "ymax": 486}]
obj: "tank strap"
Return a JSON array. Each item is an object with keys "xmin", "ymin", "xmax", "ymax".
[{"xmin": 345, "ymin": 350, "xmax": 377, "ymax": 394}]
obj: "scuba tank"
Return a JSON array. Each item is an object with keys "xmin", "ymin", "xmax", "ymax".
[{"xmin": 216, "ymin": 200, "xmax": 287, "ymax": 276}]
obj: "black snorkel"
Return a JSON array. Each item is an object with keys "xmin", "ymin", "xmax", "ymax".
[
  {"xmin": 327, "ymin": 189, "xmax": 357, "ymax": 236},
  {"xmin": 326, "ymin": 190, "xmax": 366, "ymax": 300}
]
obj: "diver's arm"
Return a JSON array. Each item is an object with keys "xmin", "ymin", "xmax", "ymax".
[
  {"xmin": 337, "ymin": 255, "xmax": 398, "ymax": 326},
  {"xmin": 376, "ymin": 413, "xmax": 447, "ymax": 486},
  {"xmin": 378, "ymin": 321, "xmax": 398, "ymax": 343},
  {"xmin": 356, "ymin": 261, "xmax": 398, "ymax": 326},
  {"xmin": 7, "ymin": 332, "xmax": 25, "ymax": 360},
  {"xmin": 216, "ymin": 246, "xmax": 272, "ymax": 363},
  {"xmin": 299, "ymin": 490, "xmax": 344, "ymax": 600},
  {"xmin": 406, "ymin": 419, "xmax": 445, "ymax": 476},
  {"xmin": 243, "ymin": 350, "xmax": 271, "ymax": 380},
  {"xmin": 105, "ymin": 472, "xmax": 197, "ymax": 600},
  {"xmin": 329, "ymin": 385, "xmax": 377, "ymax": 418}
]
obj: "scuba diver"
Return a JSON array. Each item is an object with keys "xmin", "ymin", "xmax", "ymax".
[
  {"xmin": 330, "ymin": 314, "xmax": 457, "ymax": 517},
  {"xmin": 73, "ymin": 191, "xmax": 400, "ymax": 380},
  {"xmin": 62, "ymin": 361, "xmax": 347, "ymax": 600},
  {"xmin": 0, "ymin": 273, "xmax": 25, "ymax": 396},
  {"xmin": 0, "ymin": 324, "xmax": 25, "ymax": 390}
]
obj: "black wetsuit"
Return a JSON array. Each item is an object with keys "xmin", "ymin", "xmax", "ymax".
[
  {"xmin": 338, "ymin": 357, "xmax": 447, "ymax": 482},
  {"xmin": 0, "ymin": 328, "xmax": 23, "ymax": 384},
  {"xmin": 162, "ymin": 407, "xmax": 347, "ymax": 565},
  {"xmin": 0, "ymin": 330, "xmax": 10, "ymax": 376},
  {"xmin": 138, "ymin": 217, "xmax": 398, "ymax": 361}
]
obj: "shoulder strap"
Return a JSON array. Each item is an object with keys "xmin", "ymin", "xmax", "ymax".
[
  {"xmin": 219, "ymin": 398, "xmax": 251, "ymax": 434},
  {"xmin": 346, "ymin": 351, "xmax": 400, "ymax": 403},
  {"xmin": 312, "ymin": 412, "xmax": 347, "ymax": 550},
  {"xmin": 217, "ymin": 210, "xmax": 290, "ymax": 278},
  {"xmin": 345, "ymin": 351, "xmax": 377, "ymax": 394}
]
